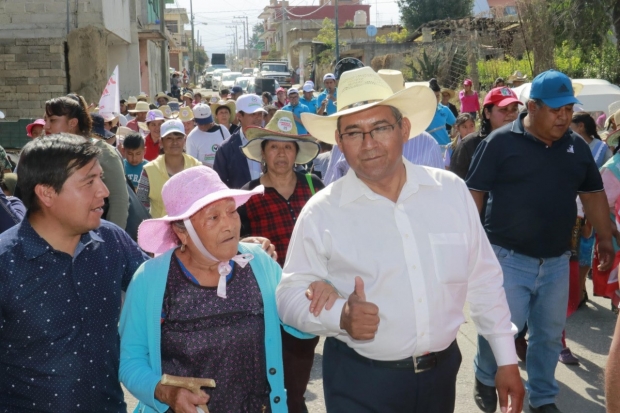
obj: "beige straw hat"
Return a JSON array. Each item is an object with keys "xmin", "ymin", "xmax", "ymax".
[{"xmin": 300, "ymin": 67, "xmax": 436, "ymax": 145}]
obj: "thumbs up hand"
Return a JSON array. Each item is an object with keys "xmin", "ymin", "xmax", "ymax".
[{"xmin": 340, "ymin": 277, "xmax": 380, "ymax": 340}]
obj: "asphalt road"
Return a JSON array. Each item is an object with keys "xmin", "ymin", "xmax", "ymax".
[{"xmin": 124, "ymin": 281, "xmax": 615, "ymax": 413}]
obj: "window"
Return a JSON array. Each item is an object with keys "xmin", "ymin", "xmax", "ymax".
[
  {"xmin": 165, "ymin": 20, "xmax": 179, "ymax": 33},
  {"xmin": 504, "ymin": 6, "xmax": 517, "ymax": 16}
]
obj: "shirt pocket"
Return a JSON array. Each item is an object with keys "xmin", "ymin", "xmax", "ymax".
[{"xmin": 429, "ymin": 233, "xmax": 469, "ymax": 284}]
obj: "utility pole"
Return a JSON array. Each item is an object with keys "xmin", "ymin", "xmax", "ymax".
[
  {"xmin": 159, "ymin": 0, "xmax": 168, "ymax": 92},
  {"xmin": 190, "ymin": 0, "xmax": 196, "ymax": 85},
  {"xmin": 233, "ymin": 16, "xmax": 247, "ymax": 60},
  {"xmin": 335, "ymin": 0, "xmax": 340, "ymax": 63}
]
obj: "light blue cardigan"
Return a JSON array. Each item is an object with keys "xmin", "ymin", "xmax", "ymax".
[{"xmin": 119, "ymin": 243, "xmax": 312, "ymax": 413}]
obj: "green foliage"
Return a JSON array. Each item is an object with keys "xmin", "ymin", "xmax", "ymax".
[
  {"xmin": 343, "ymin": 20, "xmax": 355, "ymax": 28},
  {"xmin": 315, "ymin": 18, "xmax": 336, "ymax": 48},
  {"xmin": 405, "ymin": 48, "xmax": 444, "ymax": 81},
  {"xmin": 375, "ymin": 28, "xmax": 409, "ymax": 44},
  {"xmin": 398, "ymin": 0, "xmax": 473, "ymax": 31},
  {"xmin": 266, "ymin": 44, "xmax": 280, "ymax": 60},
  {"xmin": 248, "ymin": 23, "xmax": 265, "ymax": 50},
  {"xmin": 195, "ymin": 48, "xmax": 208, "ymax": 72},
  {"xmin": 476, "ymin": 54, "xmax": 533, "ymax": 88}
]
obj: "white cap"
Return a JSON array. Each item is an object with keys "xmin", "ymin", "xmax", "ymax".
[
  {"xmin": 160, "ymin": 119, "xmax": 186, "ymax": 138},
  {"xmin": 287, "ymin": 88, "xmax": 299, "ymax": 96},
  {"xmin": 236, "ymin": 94, "xmax": 267, "ymax": 114},
  {"xmin": 323, "ymin": 73, "xmax": 336, "ymax": 81},
  {"xmin": 193, "ymin": 103, "xmax": 212, "ymax": 119},
  {"xmin": 302, "ymin": 83, "xmax": 314, "ymax": 92},
  {"xmin": 145, "ymin": 110, "xmax": 165, "ymax": 123}
]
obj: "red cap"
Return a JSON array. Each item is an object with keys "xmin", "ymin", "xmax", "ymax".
[
  {"xmin": 483, "ymin": 87, "xmax": 522, "ymax": 107},
  {"xmin": 276, "ymin": 87, "xmax": 286, "ymax": 94},
  {"xmin": 26, "ymin": 119, "xmax": 46, "ymax": 138},
  {"xmin": 463, "ymin": 79, "xmax": 473, "ymax": 86}
]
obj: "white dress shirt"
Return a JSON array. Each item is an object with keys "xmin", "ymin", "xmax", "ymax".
[
  {"xmin": 239, "ymin": 128, "xmax": 262, "ymax": 180},
  {"xmin": 323, "ymin": 132, "xmax": 445, "ymax": 185},
  {"xmin": 277, "ymin": 159, "xmax": 517, "ymax": 365}
]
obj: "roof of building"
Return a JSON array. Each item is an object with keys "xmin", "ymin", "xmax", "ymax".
[{"xmin": 261, "ymin": 4, "xmax": 371, "ymax": 26}]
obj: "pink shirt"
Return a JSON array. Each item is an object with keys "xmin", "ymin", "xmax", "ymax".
[{"xmin": 459, "ymin": 90, "xmax": 480, "ymax": 113}]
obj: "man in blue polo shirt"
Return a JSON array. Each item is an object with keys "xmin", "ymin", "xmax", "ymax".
[
  {"xmin": 281, "ymin": 88, "xmax": 311, "ymax": 135},
  {"xmin": 317, "ymin": 73, "xmax": 338, "ymax": 116},
  {"xmin": 300, "ymin": 82, "xmax": 318, "ymax": 114},
  {"xmin": 0, "ymin": 134, "xmax": 149, "ymax": 412},
  {"xmin": 466, "ymin": 70, "xmax": 614, "ymax": 413}
]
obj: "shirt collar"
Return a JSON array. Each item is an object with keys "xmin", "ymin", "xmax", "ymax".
[
  {"xmin": 239, "ymin": 128, "xmax": 247, "ymax": 145},
  {"xmin": 339, "ymin": 158, "xmax": 441, "ymax": 207},
  {"xmin": 20, "ymin": 219, "xmax": 105, "ymax": 260}
]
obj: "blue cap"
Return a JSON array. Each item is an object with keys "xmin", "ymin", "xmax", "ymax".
[
  {"xmin": 231, "ymin": 86, "xmax": 243, "ymax": 94},
  {"xmin": 529, "ymin": 70, "xmax": 581, "ymax": 109}
]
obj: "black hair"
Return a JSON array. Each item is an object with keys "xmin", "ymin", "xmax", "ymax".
[
  {"xmin": 451, "ymin": 113, "xmax": 475, "ymax": 149},
  {"xmin": 260, "ymin": 139, "xmax": 300, "ymax": 173},
  {"xmin": 45, "ymin": 94, "xmax": 93, "ymax": 137},
  {"xmin": 494, "ymin": 77, "xmax": 505, "ymax": 87},
  {"xmin": 480, "ymin": 103, "xmax": 495, "ymax": 137},
  {"xmin": 572, "ymin": 112, "xmax": 601, "ymax": 140},
  {"xmin": 18, "ymin": 133, "xmax": 101, "ymax": 214},
  {"xmin": 215, "ymin": 106, "xmax": 231, "ymax": 116},
  {"xmin": 262, "ymin": 91, "xmax": 273, "ymax": 103},
  {"xmin": 219, "ymin": 88, "xmax": 230, "ymax": 97},
  {"xmin": 122, "ymin": 133, "xmax": 145, "ymax": 150},
  {"xmin": 429, "ymin": 78, "xmax": 441, "ymax": 93}
]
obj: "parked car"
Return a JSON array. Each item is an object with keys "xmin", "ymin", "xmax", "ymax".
[
  {"xmin": 234, "ymin": 76, "xmax": 254, "ymax": 93},
  {"xmin": 219, "ymin": 72, "xmax": 243, "ymax": 92},
  {"xmin": 241, "ymin": 68, "xmax": 254, "ymax": 76},
  {"xmin": 246, "ymin": 76, "xmax": 280, "ymax": 95},
  {"xmin": 202, "ymin": 64, "xmax": 228, "ymax": 88},
  {"xmin": 211, "ymin": 68, "xmax": 231, "ymax": 91}
]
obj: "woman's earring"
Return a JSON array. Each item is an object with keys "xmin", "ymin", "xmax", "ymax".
[{"xmin": 180, "ymin": 243, "xmax": 186, "ymax": 253}]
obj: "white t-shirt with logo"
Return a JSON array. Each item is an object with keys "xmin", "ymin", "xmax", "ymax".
[{"xmin": 186, "ymin": 124, "xmax": 231, "ymax": 168}]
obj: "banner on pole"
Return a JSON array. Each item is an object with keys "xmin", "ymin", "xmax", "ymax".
[{"xmin": 98, "ymin": 66, "xmax": 120, "ymax": 115}]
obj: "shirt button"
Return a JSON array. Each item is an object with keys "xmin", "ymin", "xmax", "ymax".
[
  {"xmin": 274, "ymin": 396, "xmax": 281, "ymax": 403},
  {"xmin": 418, "ymin": 298, "xmax": 423, "ymax": 303},
  {"xmin": 269, "ymin": 368, "xmax": 276, "ymax": 375}
]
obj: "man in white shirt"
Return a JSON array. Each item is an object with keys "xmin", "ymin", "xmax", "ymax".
[
  {"xmin": 276, "ymin": 67, "xmax": 524, "ymax": 413},
  {"xmin": 186, "ymin": 103, "xmax": 230, "ymax": 168}
]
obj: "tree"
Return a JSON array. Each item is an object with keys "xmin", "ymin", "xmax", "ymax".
[
  {"xmin": 398, "ymin": 0, "xmax": 473, "ymax": 31},
  {"xmin": 248, "ymin": 22, "xmax": 265, "ymax": 50},
  {"xmin": 195, "ymin": 48, "xmax": 208, "ymax": 73},
  {"xmin": 343, "ymin": 20, "xmax": 355, "ymax": 28},
  {"xmin": 315, "ymin": 18, "xmax": 337, "ymax": 48}
]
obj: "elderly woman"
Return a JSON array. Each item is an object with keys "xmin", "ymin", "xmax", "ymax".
[
  {"xmin": 239, "ymin": 111, "xmax": 324, "ymax": 413},
  {"xmin": 120, "ymin": 166, "xmax": 333, "ymax": 413}
]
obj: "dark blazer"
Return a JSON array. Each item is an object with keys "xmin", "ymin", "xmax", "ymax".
[{"xmin": 213, "ymin": 130, "xmax": 251, "ymax": 189}]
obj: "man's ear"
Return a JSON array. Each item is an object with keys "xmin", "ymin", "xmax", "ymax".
[
  {"xmin": 400, "ymin": 117, "xmax": 412, "ymax": 144},
  {"xmin": 33, "ymin": 184, "xmax": 57, "ymax": 209}
]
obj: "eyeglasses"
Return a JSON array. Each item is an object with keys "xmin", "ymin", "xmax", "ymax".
[{"xmin": 338, "ymin": 117, "xmax": 402, "ymax": 144}]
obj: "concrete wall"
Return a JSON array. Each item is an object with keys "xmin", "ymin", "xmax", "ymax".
[
  {"xmin": 0, "ymin": 0, "xmax": 104, "ymax": 39},
  {"xmin": 108, "ymin": 24, "xmax": 142, "ymax": 98},
  {"xmin": 0, "ymin": 38, "xmax": 67, "ymax": 121},
  {"xmin": 102, "ymin": 0, "xmax": 132, "ymax": 43},
  {"xmin": 67, "ymin": 26, "xmax": 109, "ymax": 105},
  {"xmin": 147, "ymin": 39, "xmax": 165, "ymax": 96}
]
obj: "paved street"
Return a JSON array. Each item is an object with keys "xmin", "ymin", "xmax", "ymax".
[{"xmin": 124, "ymin": 281, "xmax": 615, "ymax": 412}]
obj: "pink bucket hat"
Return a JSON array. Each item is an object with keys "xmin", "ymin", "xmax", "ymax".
[
  {"xmin": 138, "ymin": 166, "xmax": 264, "ymax": 254},
  {"xmin": 26, "ymin": 119, "xmax": 45, "ymax": 138}
]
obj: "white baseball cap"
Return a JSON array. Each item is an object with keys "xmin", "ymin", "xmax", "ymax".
[
  {"xmin": 323, "ymin": 73, "xmax": 336, "ymax": 81},
  {"xmin": 236, "ymin": 94, "xmax": 267, "ymax": 114},
  {"xmin": 193, "ymin": 103, "xmax": 213, "ymax": 125},
  {"xmin": 287, "ymin": 88, "xmax": 299, "ymax": 96},
  {"xmin": 302, "ymin": 82, "xmax": 314, "ymax": 93},
  {"xmin": 161, "ymin": 119, "xmax": 186, "ymax": 138}
]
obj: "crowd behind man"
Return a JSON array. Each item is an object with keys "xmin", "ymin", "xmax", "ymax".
[{"xmin": 1, "ymin": 66, "xmax": 620, "ymax": 413}]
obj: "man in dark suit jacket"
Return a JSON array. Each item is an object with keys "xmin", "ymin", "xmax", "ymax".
[{"xmin": 213, "ymin": 94, "xmax": 266, "ymax": 189}]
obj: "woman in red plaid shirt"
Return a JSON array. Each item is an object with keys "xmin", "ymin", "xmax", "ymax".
[{"xmin": 239, "ymin": 110, "xmax": 323, "ymax": 413}]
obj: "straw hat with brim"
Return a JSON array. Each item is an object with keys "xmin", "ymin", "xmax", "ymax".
[
  {"xmin": 607, "ymin": 129, "xmax": 620, "ymax": 149},
  {"xmin": 300, "ymin": 67, "xmax": 437, "ymax": 145},
  {"xmin": 2, "ymin": 173, "xmax": 17, "ymax": 195},
  {"xmin": 137, "ymin": 166, "xmax": 264, "ymax": 255},
  {"xmin": 241, "ymin": 111, "xmax": 320, "ymax": 165},
  {"xmin": 440, "ymin": 87, "xmax": 456, "ymax": 100},
  {"xmin": 115, "ymin": 126, "xmax": 134, "ymax": 138},
  {"xmin": 175, "ymin": 106, "xmax": 195, "ymax": 122},
  {"xmin": 378, "ymin": 69, "xmax": 405, "ymax": 93},
  {"xmin": 155, "ymin": 92, "xmax": 169, "ymax": 101},
  {"xmin": 211, "ymin": 100, "xmax": 237, "ymax": 122},
  {"xmin": 508, "ymin": 71, "xmax": 528, "ymax": 82},
  {"xmin": 572, "ymin": 82, "xmax": 584, "ymax": 97},
  {"xmin": 128, "ymin": 101, "xmax": 150, "ymax": 113},
  {"xmin": 160, "ymin": 105, "xmax": 173, "ymax": 119}
]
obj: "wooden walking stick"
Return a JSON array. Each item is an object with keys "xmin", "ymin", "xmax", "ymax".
[{"xmin": 160, "ymin": 374, "xmax": 216, "ymax": 413}]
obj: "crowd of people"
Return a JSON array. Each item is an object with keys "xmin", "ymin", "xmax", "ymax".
[{"xmin": 1, "ymin": 64, "xmax": 620, "ymax": 413}]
